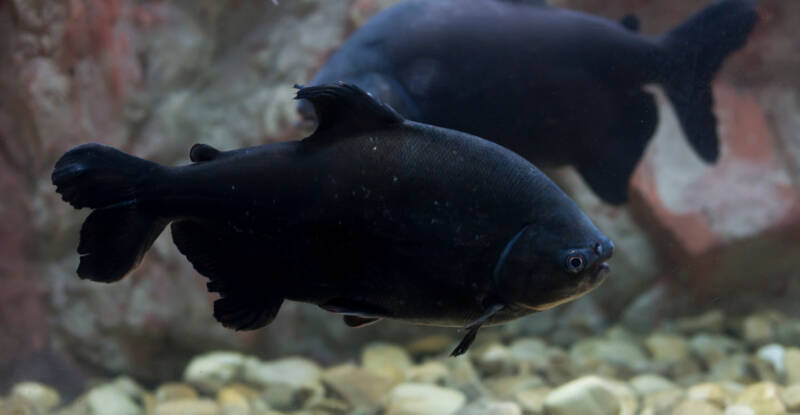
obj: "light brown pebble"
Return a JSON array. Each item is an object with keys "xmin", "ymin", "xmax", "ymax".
[
  {"xmin": 784, "ymin": 347, "xmax": 800, "ymax": 384},
  {"xmin": 543, "ymin": 376, "xmax": 621, "ymax": 415},
  {"xmin": 217, "ymin": 386, "xmax": 250, "ymax": 410},
  {"xmin": 406, "ymin": 335, "xmax": 454, "ymax": 357},
  {"xmin": 514, "ymin": 387, "xmax": 550, "ymax": 415},
  {"xmin": 646, "ymin": 333, "xmax": 690, "ymax": 363},
  {"xmin": 743, "ymin": 314, "xmax": 777, "ymax": 346},
  {"xmin": 11, "ymin": 381, "xmax": 61, "ymax": 412},
  {"xmin": 671, "ymin": 400, "xmax": 722, "ymax": 415},
  {"xmin": 456, "ymin": 399, "xmax": 522, "ymax": 415},
  {"xmin": 321, "ymin": 364, "xmax": 397, "ymax": 408},
  {"xmin": 483, "ymin": 375, "xmax": 546, "ymax": 400},
  {"xmin": 473, "ymin": 342, "xmax": 516, "ymax": 376},
  {"xmin": 629, "ymin": 374, "xmax": 680, "ymax": 397},
  {"xmin": 734, "ymin": 382, "xmax": 786, "ymax": 415},
  {"xmin": 362, "ymin": 343, "xmax": 413, "ymax": 384},
  {"xmin": 385, "ymin": 383, "xmax": 466, "ymax": 415},
  {"xmin": 724, "ymin": 405, "xmax": 756, "ymax": 415},
  {"xmin": 687, "ymin": 383, "xmax": 727, "ymax": 408},
  {"xmin": 154, "ymin": 398, "xmax": 221, "ymax": 415},
  {"xmin": 405, "ymin": 361, "xmax": 450, "ymax": 385},
  {"xmin": 640, "ymin": 388, "xmax": 685, "ymax": 415},
  {"xmin": 779, "ymin": 383, "xmax": 800, "ymax": 411},
  {"xmin": 155, "ymin": 383, "xmax": 199, "ymax": 403}
]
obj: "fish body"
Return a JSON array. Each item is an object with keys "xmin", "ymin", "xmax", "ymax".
[
  {"xmin": 301, "ymin": 0, "xmax": 759, "ymax": 204},
  {"xmin": 53, "ymin": 84, "xmax": 612, "ymax": 354}
]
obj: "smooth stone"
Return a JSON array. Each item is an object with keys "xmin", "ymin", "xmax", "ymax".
[
  {"xmin": 154, "ymin": 398, "xmax": 221, "ymax": 415},
  {"xmin": 242, "ymin": 356, "xmax": 323, "ymax": 410},
  {"xmin": 784, "ymin": 347, "xmax": 800, "ymax": 384},
  {"xmin": 640, "ymin": 389, "xmax": 685, "ymax": 415},
  {"xmin": 743, "ymin": 314, "xmax": 776, "ymax": 346},
  {"xmin": 629, "ymin": 374, "xmax": 680, "ymax": 397},
  {"xmin": 217, "ymin": 386, "xmax": 251, "ymax": 411},
  {"xmin": 385, "ymin": 383, "xmax": 466, "ymax": 415},
  {"xmin": 709, "ymin": 354, "xmax": 753, "ymax": 383},
  {"xmin": 602, "ymin": 378, "xmax": 638, "ymax": 415},
  {"xmin": 645, "ymin": 333, "xmax": 689, "ymax": 363},
  {"xmin": 155, "ymin": 383, "xmax": 199, "ymax": 403},
  {"xmin": 689, "ymin": 334, "xmax": 743, "ymax": 366},
  {"xmin": 724, "ymin": 405, "xmax": 757, "ymax": 415},
  {"xmin": 779, "ymin": 383, "xmax": 800, "ymax": 411},
  {"xmin": 11, "ymin": 381, "xmax": 61, "ymax": 412},
  {"xmin": 443, "ymin": 357, "xmax": 487, "ymax": 401},
  {"xmin": 483, "ymin": 375, "xmax": 546, "ymax": 400},
  {"xmin": 321, "ymin": 364, "xmax": 397, "ymax": 408},
  {"xmin": 456, "ymin": 399, "xmax": 522, "ymax": 415},
  {"xmin": 509, "ymin": 337, "xmax": 550, "ymax": 371},
  {"xmin": 734, "ymin": 382, "xmax": 786, "ymax": 415},
  {"xmin": 757, "ymin": 344, "xmax": 786, "ymax": 375},
  {"xmin": 776, "ymin": 321, "xmax": 800, "ymax": 347},
  {"xmin": 87, "ymin": 384, "xmax": 142, "ymax": 415},
  {"xmin": 183, "ymin": 352, "xmax": 245, "ymax": 394},
  {"xmin": 674, "ymin": 310, "xmax": 725, "ymax": 334},
  {"xmin": 0, "ymin": 397, "xmax": 35, "ymax": 415},
  {"xmin": 474, "ymin": 342, "xmax": 516, "ymax": 376},
  {"xmin": 514, "ymin": 387, "xmax": 550, "ymax": 415},
  {"xmin": 670, "ymin": 400, "xmax": 722, "ymax": 415},
  {"xmin": 405, "ymin": 361, "xmax": 450, "ymax": 385},
  {"xmin": 406, "ymin": 335, "xmax": 454, "ymax": 357},
  {"xmin": 687, "ymin": 383, "xmax": 727, "ymax": 408},
  {"xmin": 543, "ymin": 376, "xmax": 621, "ymax": 415},
  {"xmin": 570, "ymin": 338, "xmax": 650, "ymax": 374},
  {"xmin": 362, "ymin": 343, "xmax": 413, "ymax": 384}
]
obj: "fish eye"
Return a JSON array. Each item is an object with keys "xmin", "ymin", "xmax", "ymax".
[{"xmin": 565, "ymin": 253, "xmax": 585, "ymax": 274}]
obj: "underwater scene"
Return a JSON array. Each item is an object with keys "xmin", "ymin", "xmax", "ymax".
[{"xmin": 1, "ymin": 0, "xmax": 799, "ymax": 414}]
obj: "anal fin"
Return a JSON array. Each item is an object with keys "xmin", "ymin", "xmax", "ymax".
[
  {"xmin": 343, "ymin": 315, "xmax": 381, "ymax": 328},
  {"xmin": 171, "ymin": 219, "xmax": 283, "ymax": 330}
]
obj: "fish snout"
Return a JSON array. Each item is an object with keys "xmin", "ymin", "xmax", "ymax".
[{"xmin": 593, "ymin": 238, "xmax": 614, "ymax": 262}]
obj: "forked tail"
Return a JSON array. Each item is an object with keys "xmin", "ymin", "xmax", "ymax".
[
  {"xmin": 52, "ymin": 143, "xmax": 168, "ymax": 282},
  {"xmin": 660, "ymin": 0, "xmax": 758, "ymax": 162}
]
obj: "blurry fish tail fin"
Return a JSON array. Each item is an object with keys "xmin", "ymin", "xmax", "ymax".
[
  {"xmin": 660, "ymin": 0, "xmax": 758, "ymax": 163},
  {"xmin": 52, "ymin": 143, "xmax": 169, "ymax": 283}
]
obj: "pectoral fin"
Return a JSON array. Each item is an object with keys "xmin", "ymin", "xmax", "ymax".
[{"xmin": 450, "ymin": 303, "xmax": 505, "ymax": 357}]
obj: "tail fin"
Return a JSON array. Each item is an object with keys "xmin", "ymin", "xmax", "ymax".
[
  {"xmin": 52, "ymin": 143, "xmax": 168, "ymax": 282},
  {"xmin": 660, "ymin": 0, "xmax": 758, "ymax": 162}
]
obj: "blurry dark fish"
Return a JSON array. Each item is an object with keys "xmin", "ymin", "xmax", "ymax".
[
  {"xmin": 52, "ymin": 83, "xmax": 613, "ymax": 355},
  {"xmin": 299, "ymin": 0, "xmax": 759, "ymax": 204}
]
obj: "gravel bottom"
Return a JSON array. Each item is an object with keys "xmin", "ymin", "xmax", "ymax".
[{"xmin": 4, "ymin": 309, "xmax": 800, "ymax": 415}]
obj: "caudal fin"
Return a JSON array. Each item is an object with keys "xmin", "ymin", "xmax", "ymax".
[
  {"xmin": 660, "ymin": 0, "xmax": 758, "ymax": 162},
  {"xmin": 52, "ymin": 143, "xmax": 168, "ymax": 282}
]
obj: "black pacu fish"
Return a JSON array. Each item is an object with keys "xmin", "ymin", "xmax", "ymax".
[
  {"xmin": 299, "ymin": 0, "xmax": 759, "ymax": 204},
  {"xmin": 52, "ymin": 84, "xmax": 613, "ymax": 355}
]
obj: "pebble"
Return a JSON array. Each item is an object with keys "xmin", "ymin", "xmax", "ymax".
[
  {"xmin": 183, "ymin": 352, "xmax": 245, "ymax": 394},
  {"xmin": 671, "ymin": 399, "xmax": 723, "ymax": 415},
  {"xmin": 321, "ymin": 363, "xmax": 398, "ymax": 408},
  {"xmin": 639, "ymin": 388, "xmax": 685, "ymax": 415},
  {"xmin": 784, "ymin": 347, "xmax": 800, "ymax": 384},
  {"xmin": 11, "ymin": 381, "xmax": 61, "ymax": 412},
  {"xmin": 734, "ymin": 382, "xmax": 786, "ymax": 415},
  {"xmin": 406, "ymin": 335, "xmax": 454, "ymax": 357},
  {"xmin": 687, "ymin": 383, "xmax": 727, "ymax": 408},
  {"xmin": 743, "ymin": 313, "xmax": 777, "ymax": 346},
  {"xmin": 543, "ymin": 376, "xmax": 621, "ymax": 415},
  {"xmin": 362, "ymin": 342, "xmax": 413, "ymax": 384},
  {"xmin": 155, "ymin": 382, "xmax": 198, "ymax": 402},
  {"xmin": 87, "ymin": 384, "xmax": 142, "ymax": 415},
  {"xmin": 756, "ymin": 344, "xmax": 786, "ymax": 374},
  {"xmin": 456, "ymin": 399, "xmax": 522, "ymax": 415},
  {"xmin": 724, "ymin": 405, "xmax": 757, "ymax": 415},
  {"xmin": 514, "ymin": 387, "xmax": 550, "ymax": 415},
  {"xmin": 709, "ymin": 354, "xmax": 753, "ymax": 383},
  {"xmin": 153, "ymin": 398, "xmax": 220, "ymax": 415},
  {"xmin": 570, "ymin": 338, "xmax": 650, "ymax": 374},
  {"xmin": 674, "ymin": 310, "xmax": 726, "ymax": 334},
  {"xmin": 779, "ymin": 383, "xmax": 800, "ymax": 411},
  {"xmin": 474, "ymin": 342, "xmax": 516, "ymax": 376},
  {"xmin": 645, "ymin": 333, "xmax": 689, "ymax": 363},
  {"xmin": 242, "ymin": 356, "xmax": 324, "ymax": 410},
  {"xmin": 509, "ymin": 337, "xmax": 550, "ymax": 371},
  {"xmin": 629, "ymin": 374, "xmax": 680, "ymax": 397},
  {"xmin": 385, "ymin": 383, "xmax": 466, "ymax": 415},
  {"xmin": 483, "ymin": 375, "xmax": 546, "ymax": 400},
  {"xmin": 689, "ymin": 334, "xmax": 743, "ymax": 366}
]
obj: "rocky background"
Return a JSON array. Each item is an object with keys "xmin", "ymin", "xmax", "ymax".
[{"xmin": 0, "ymin": 0, "xmax": 798, "ymax": 398}]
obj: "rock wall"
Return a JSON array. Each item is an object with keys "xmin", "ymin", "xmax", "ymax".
[{"xmin": 0, "ymin": 0, "xmax": 798, "ymax": 391}]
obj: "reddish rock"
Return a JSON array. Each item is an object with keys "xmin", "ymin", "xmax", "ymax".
[{"xmin": 630, "ymin": 82, "xmax": 800, "ymax": 306}]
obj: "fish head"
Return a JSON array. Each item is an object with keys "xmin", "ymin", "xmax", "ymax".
[{"xmin": 493, "ymin": 198, "xmax": 613, "ymax": 311}]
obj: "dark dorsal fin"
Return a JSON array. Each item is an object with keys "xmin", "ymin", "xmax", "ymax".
[
  {"xmin": 190, "ymin": 144, "xmax": 223, "ymax": 162},
  {"xmin": 619, "ymin": 14, "xmax": 640, "ymax": 32},
  {"xmin": 294, "ymin": 83, "xmax": 403, "ymax": 141}
]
